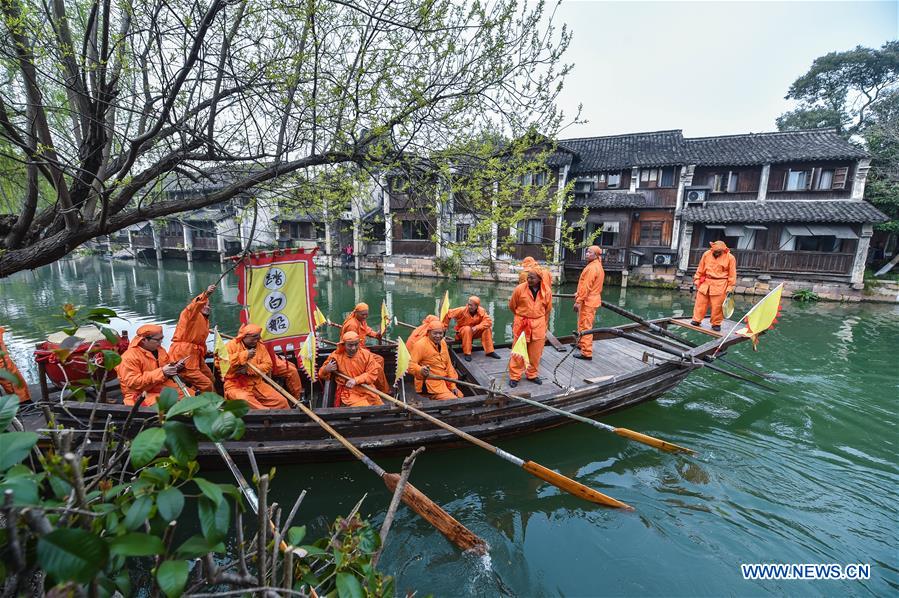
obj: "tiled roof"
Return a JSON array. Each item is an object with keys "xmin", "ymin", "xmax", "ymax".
[
  {"xmin": 684, "ymin": 129, "xmax": 868, "ymax": 166},
  {"xmin": 560, "ymin": 130, "xmax": 686, "ymax": 173},
  {"xmin": 681, "ymin": 200, "xmax": 887, "ymax": 223},
  {"xmin": 572, "ymin": 191, "xmax": 654, "ymax": 209}
]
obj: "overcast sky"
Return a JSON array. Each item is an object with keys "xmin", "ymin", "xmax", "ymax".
[{"xmin": 550, "ymin": 1, "xmax": 898, "ymax": 140}]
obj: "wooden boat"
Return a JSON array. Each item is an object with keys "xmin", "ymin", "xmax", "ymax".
[{"xmin": 25, "ymin": 316, "xmax": 750, "ymax": 465}]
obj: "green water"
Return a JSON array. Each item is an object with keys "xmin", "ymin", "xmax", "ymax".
[{"xmin": 1, "ymin": 257, "xmax": 897, "ymax": 596}]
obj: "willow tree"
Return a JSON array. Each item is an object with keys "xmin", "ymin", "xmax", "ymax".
[{"xmin": 0, "ymin": 0, "xmax": 572, "ymax": 276}]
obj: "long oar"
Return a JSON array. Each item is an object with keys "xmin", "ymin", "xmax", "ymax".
[
  {"xmin": 246, "ymin": 364, "xmax": 487, "ymax": 554},
  {"xmin": 336, "ymin": 373, "xmax": 633, "ymax": 510},
  {"xmin": 556, "ymin": 293, "xmax": 770, "ymax": 380},
  {"xmin": 171, "ymin": 376, "xmax": 291, "ymax": 552},
  {"xmin": 426, "ymin": 374, "xmax": 695, "ymax": 455}
]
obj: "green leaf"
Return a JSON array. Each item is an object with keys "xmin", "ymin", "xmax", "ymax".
[
  {"xmin": 0, "ymin": 369, "xmax": 22, "ymax": 389},
  {"xmin": 130, "ymin": 428, "xmax": 166, "ymax": 468},
  {"xmin": 87, "ymin": 307, "xmax": 118, "ymax": 321},
  {"xmin": 0, "ymin": 393, "xmax": 19, "ymax": 430},
  {"xmin": 140, "ymin": 467, "xmax": 171, "ymax": 486},
  {"xmin": 109, "ymin": 532, "xmax": 166, "ymax": 556},
  {"xmin": 221, "ymin": 399, "xmax": 250, "ymax": 418},
  {"xmin": 198, "ymin": 496, "xmax": 230, "ymax": 543},
  {"xmin": 300, "ymin": 544, "xmax": 328, "ymax": 556},
  {"xmin": 48, "ymin": 475, "xmax": 72, "ymax": 500},
  {"xmin": 100, "ymin": 350, "xmax": 122, "ymax": 371},
  {"xmin": 174, "ymin": 534, "xmax": 225, "ymax": 559},
  {"xmin": 0, "ymin": 432, "xmax": 38, "ymax": 471},
  {"xmin": 37, "ymin": 528, "xmax": 108, "ymax": 583},
  {"xmin": 114, "ymin": 571, "xmax": 132, "ymax": 596},
  {"xmin": 156, "ymin": 387, "xmax": 179, "ymax": 413},
  {"xmin": 191, "ymin": 407, "xmax": 218, "ymax": 437},
  {"xmin": 157, "ymin": 487, "xmax": 185, "ymax": 522},
  {"xmin": 230, "ymin": 418, "xmax": 246, "ymax": 441},
  {"xmin": 194, "ymin": 478, "xmax": 223, "ymax": 505},
  {"xmin": 0, "ymin": 475, "xmax": 39, "ymax": 505},
  {"xmin": 100, "ymin": 326, "xmax": 121, "ymax": 345},
  {"xmin": 287, "ymin": 525, "xmax": 306, "ymax": 546},
  {"xmin": 336, "ymin": 571, "xmax": 365, "ymax": 598},
  {"xmin": 358, "ymin": 526, "xmax": 380, "ymax": 554},
  {"xmin": 163, "ymin": 421, "xmax": 198, "ymax": 465},
  {"xmin": 209, "ymin": 411, "xmax": 237, "ymax": 441},
  {"xmin": 156, "ymin": 560, "xmax": 189, "ymax": 598},
  {"xmin": 123, "ymin": 495, "xmax": 154, "ymax": 530},
  {"xmin": 167, "ymin": 393, "xmax": 221, "ymax": 418}
]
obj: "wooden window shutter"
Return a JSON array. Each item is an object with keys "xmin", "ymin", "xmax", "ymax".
[
  {"xmin": 770, "ymin": 168, "xmax": 785, "ymax": 191},
  {"xmin": 662, "ymin": 219, "xmax": 673, "ymax": 245},
  {"xmin": 631, "ymin": 222, "xmax": 641, "ymax": 246},
  {"xmin": 832, "ymin": 167, "xmax": 848, "ymax": 190}
]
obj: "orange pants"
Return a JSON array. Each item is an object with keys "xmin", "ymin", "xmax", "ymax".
[
  {"xmin": 123, "ymin": 380, "xmax": 193, "ymax": 407},
  {"xmin": 224, "ymin": 379, "xmax": 289, "ymax": 410},
  {"xmin": 416, "ymin": 378, "xmax": 463, "ymax": 400},
  {"xmin": 692, "ymin": 292, "xmax": 725, "ymax": 326},
  {"xmin": 508, "ymin": 338, "xmax": 545, "ymax": 381},
  {"xmin": 169, "ymin": 343, "xmax": 214, "ymax": 392},
  {"xmin": 456, "ymin": 325, "xmax": 494, "ymax": 355},
  {"xmin": 372, "ymin": 354, "xmax": 390, "ymax": 392},
  {"xmin": 271, "ymin": 358, "xmax": 303, "ymax": 399},
  {"xmin": 576, "ymin": 306, "xmax": 598, "ymax": 357}
]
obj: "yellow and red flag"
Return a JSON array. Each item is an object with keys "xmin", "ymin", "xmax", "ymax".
[
  {"xmin": 395, "ymin": 336, "xmax": 411, "ymax": 382},
  {"xmin": 716, "ymin": 283, "xmax": 784, "ymax": 353},
  {"xmin": 299, "ymin": 331, "xmax": 317, "ymax": 382},
  {"xmin": 438, "ymin": 290, "xmax": 449, "ymax": 322},
  {"xmin": 313, "ymin": 306, "xmax": 328, "ymax": 329},
  {"xmin": 380, "ymin": 300, "xmax": 389, "ymax": 336},
  {"xmin": 510, "ymin": 331, "xmax": 529, "ymax": 366},
  {"xmin": 213, "ymin": 326, "xmax": 230, "ymax": 378}
]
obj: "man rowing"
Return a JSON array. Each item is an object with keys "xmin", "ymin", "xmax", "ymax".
[
  {"xmin": 341, "ymin": 302, "xmax": 382, "ymax": 344},
  {"xmin": 117, "ymin": 324, "xmax": 193, "ymax": 406},
  {"xmin": 691, "ymin": 240, "xmax": 737, "ymax": 331},
  {"xmin": 318, "ymin": 331, "xmax": 384, "ymax": 407},
  {"xmin": 442, "ymin": 295, "xmax": 501, "ymax": 362},
  {"xmin": 573, "ymin": 245, "xmax": 605, "ymax": 361},
  {"xmin": 409, "ymin": 320, "xmax": 463, "ymax": 400},
  {"xmin": 220, "ymin": 324, "xmax": 289, "ymax": 409}
]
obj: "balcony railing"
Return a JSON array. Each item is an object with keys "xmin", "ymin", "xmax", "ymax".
[
  {"xmin": 131, "ymin": 235, "xmax": 154, "ymax": 248},
  {"xmin": 565, "ymin": 246, "xmax": 630, "ymax": 271},
  {"xmin": 193, "ymin": 237, "xmax": 218, "ymax": 250},
  {"xmin": 689, "ymin": 248, "xmax": 854, "ymax": 275}
]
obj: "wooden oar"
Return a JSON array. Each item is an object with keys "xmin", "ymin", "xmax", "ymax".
[
  {"xmin": 394, "ymin": 319, "xmax": 416, "ymax": 330},
  {"xmin": 246, "ymin": 364, "xmax": 487, "ymax": 554},
  {"xmin": 426, "ymin": 374, "xmax": 695, "ymax": 455},
  {"xmin": 336, "ymin": 373, "xmax": 633, "ymax": 510}
]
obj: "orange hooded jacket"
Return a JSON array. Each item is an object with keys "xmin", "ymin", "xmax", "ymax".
[{"xmin": 694, "ymin": 240, "xmax": 737, "ymax": 296}]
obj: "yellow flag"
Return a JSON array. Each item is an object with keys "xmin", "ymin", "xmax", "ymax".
[
  {"xmin": 395, "ymin": 336, "xmax": 411, "ymax": 381},
  {"xmin": 380, "ymin": 300, "xmax": 389, "ymax": 335},
  {"xmin": 735, "ymin": 283, "xmax": 783, "ymax": 350},
  {"xmin": 510, "ymin": 331, "xmax": 529, "ymax": 366},
  {"xmin": 299, "ymin": 331, "xmax": 317, "ymax": 382},
  {"xmin": 438, "ymin": 290, "xmax": 449, "ymax": 321},
  {"xmin": 214, "ymin": 327, "xmax": 230, "ymax": 378},
  {"xmin": 313, "ymin": 306, "xmax": 328, "ymax": 328}
]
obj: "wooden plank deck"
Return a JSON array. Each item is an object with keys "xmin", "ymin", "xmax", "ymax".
[{"xmin": 669, "ymin": 318, "xmax": 742, "ymax": 338}]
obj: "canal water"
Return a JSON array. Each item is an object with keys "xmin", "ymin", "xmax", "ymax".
[{"xmin": 1, "ymin": 257, "xmax": 897, "ymax": 596}]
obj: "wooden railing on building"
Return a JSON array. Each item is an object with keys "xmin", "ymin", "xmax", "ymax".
[
  {"xmin": 192, "ymin": 237, "xmax": 218, "ymax": 250},
  {"xmin": 565, "ymin": 246, "xmax": 628, "ymax": 271},
  {"xmin": 688, "ymin": 248, "xmax": 854, "ymax": 275},
  {"xmin": 131, "ymin": 235, "xmax": 154, "ymax": 248}
]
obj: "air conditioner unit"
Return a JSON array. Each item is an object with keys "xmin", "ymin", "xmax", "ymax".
[
  {"xmin": 653, "ymin": 252, "xmax": 676, "ymax": 266},
  {"xmin": 685, "ymin": 187, "xmax": 710, "ymax": 205}
]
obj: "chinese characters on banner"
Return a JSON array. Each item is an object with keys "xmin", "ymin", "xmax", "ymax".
[{"xmin": 235, "ymin": 248, "xmax": 318, "ymax": 351}]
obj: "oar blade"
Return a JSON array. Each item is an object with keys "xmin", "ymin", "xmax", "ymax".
[
  {"xmin": 521, "ymin": 461, "xmax": 633, "ymax": 510},
  {"xmin": 382, "ymin": 473, "xmax": 488, "ymax": 555},
  {"xmin": 613, "ymin": 428, "xmax": 697, "ymax": 455}
]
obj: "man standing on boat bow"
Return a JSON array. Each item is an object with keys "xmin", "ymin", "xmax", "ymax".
[
  {"xmin": 318, "ymin": 331, "xmax": 384, "ymax": 407},
  {"xmin": 508, "ymin": 269, "xmax": 551, "ymax": 387},
  {"xmin": 409, "ymin": 320, "xmax": 463, "ymax": 399},
  {"xmin": 573, "ymin": 245, "xmax": 605, "ymax": 361},
  {"xmin": 117, "ymin": 324, "xmax": 193, "ymax": 406},
  {"xmin": 691, "ymin": 240, "xmax": 737, "ymax": 331},
  {"xmin": 442, "ymin": 295, "xmax": 501, "ymax": 362}
]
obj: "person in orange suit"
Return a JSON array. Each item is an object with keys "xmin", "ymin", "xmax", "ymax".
[
  {"xmin": 341, "ymin": 302, "xmax": 381, "ymax": 344},
  {"xmin": 117, "ymin": 324, "xmax": 192, "ymax": 407},
  {"xmin": 222, "ymin": 324, "xmax": 289, "ymax": 409},
  {"xmin": 270, "ymin": 353, "xmax": 304, "ymax": 399},
  {"xmin": 406, "ymin": 315, "xmax": 440, "ymax": 351},
  {"xmin": 0, "ymin": 327, "xmax": 31, "ymax": 402},
  {"xmin": 318, "ymin": 331, "xmax": 384, "ymax": 407},
  {"xmin": 169, "ymin": 284, "xmax": 216, "ymax": 392},
  {"xmin": 518, "ymin": 257, "xmax": 554, "ymax": 325},
  {"xmin": 573, "ymin": 246, "xmax": 605, "ymax": 360},
  {"xmin": 442, "ymin": 296, "xmax": 501, "ymax": 362},
  {"xmin": 691, "ymin": 240, "xmax": 737, "ymax": 331},
  {"xmin": 508, "ymin": 269, "xmax": 551, "ymax": 387},
  {"xmin": 408, "ymin": 320, "xmax": 463, "ymax": 400}
]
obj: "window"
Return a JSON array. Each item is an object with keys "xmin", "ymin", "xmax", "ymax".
[
  {"xmin": 660, "ymin": 167, "xmax": 675, "ymax": 187},
  {"xmin": 710, "ymin": 172, "xmax": 738, "ymax": 193},
  {"xmin": 575, "ymin": 181, "xmax": 593, "ymax": 194},
  {"xmin": 520, "ymin": 171, "xmax": 546, "ymax": 186},
  {"xmin": 401, "ymin": 220, "xmax": 429, "ymax": 240},
  {"xmin": 517, "ymin": 219, "xmax": 543, "ymax": 244},
  {"xmin": 638, "ymin": 221, "xmax": 664, "ymax": 246},
  {"xmin": 455, "ymin": 223, "xmax": 470, "ymax": 243},
  {"xmin": 817, "ymin": 169, "xmax": 834, "ymax": 190},
  {"xmin": 727, "ymin": 173, "xmax": 738, "ymax": 192},
  {"xmin": 598, "ymin": 230, "xmax": 617, "ymax": 246},
  {"xmin": 194, "ymin": 222, "xmax": 216, "ymax": 238},
  {"xmin": 607, "ymin": 172, "xmax": 621, "ymax": 188},
  {"xmin": 797, "ymin": 235, "xmax": 841, "ymax": 252},
  {"xmin": 639, "ymin": 168, "xmax": 659, "ymax": 187},
  {"xmin": 315, "ymin": 223, "xmax": 326, "ymax": 240},
  {"xmin": 785, "ymin": 169, "xmax": 812, "ymax": 191}
]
